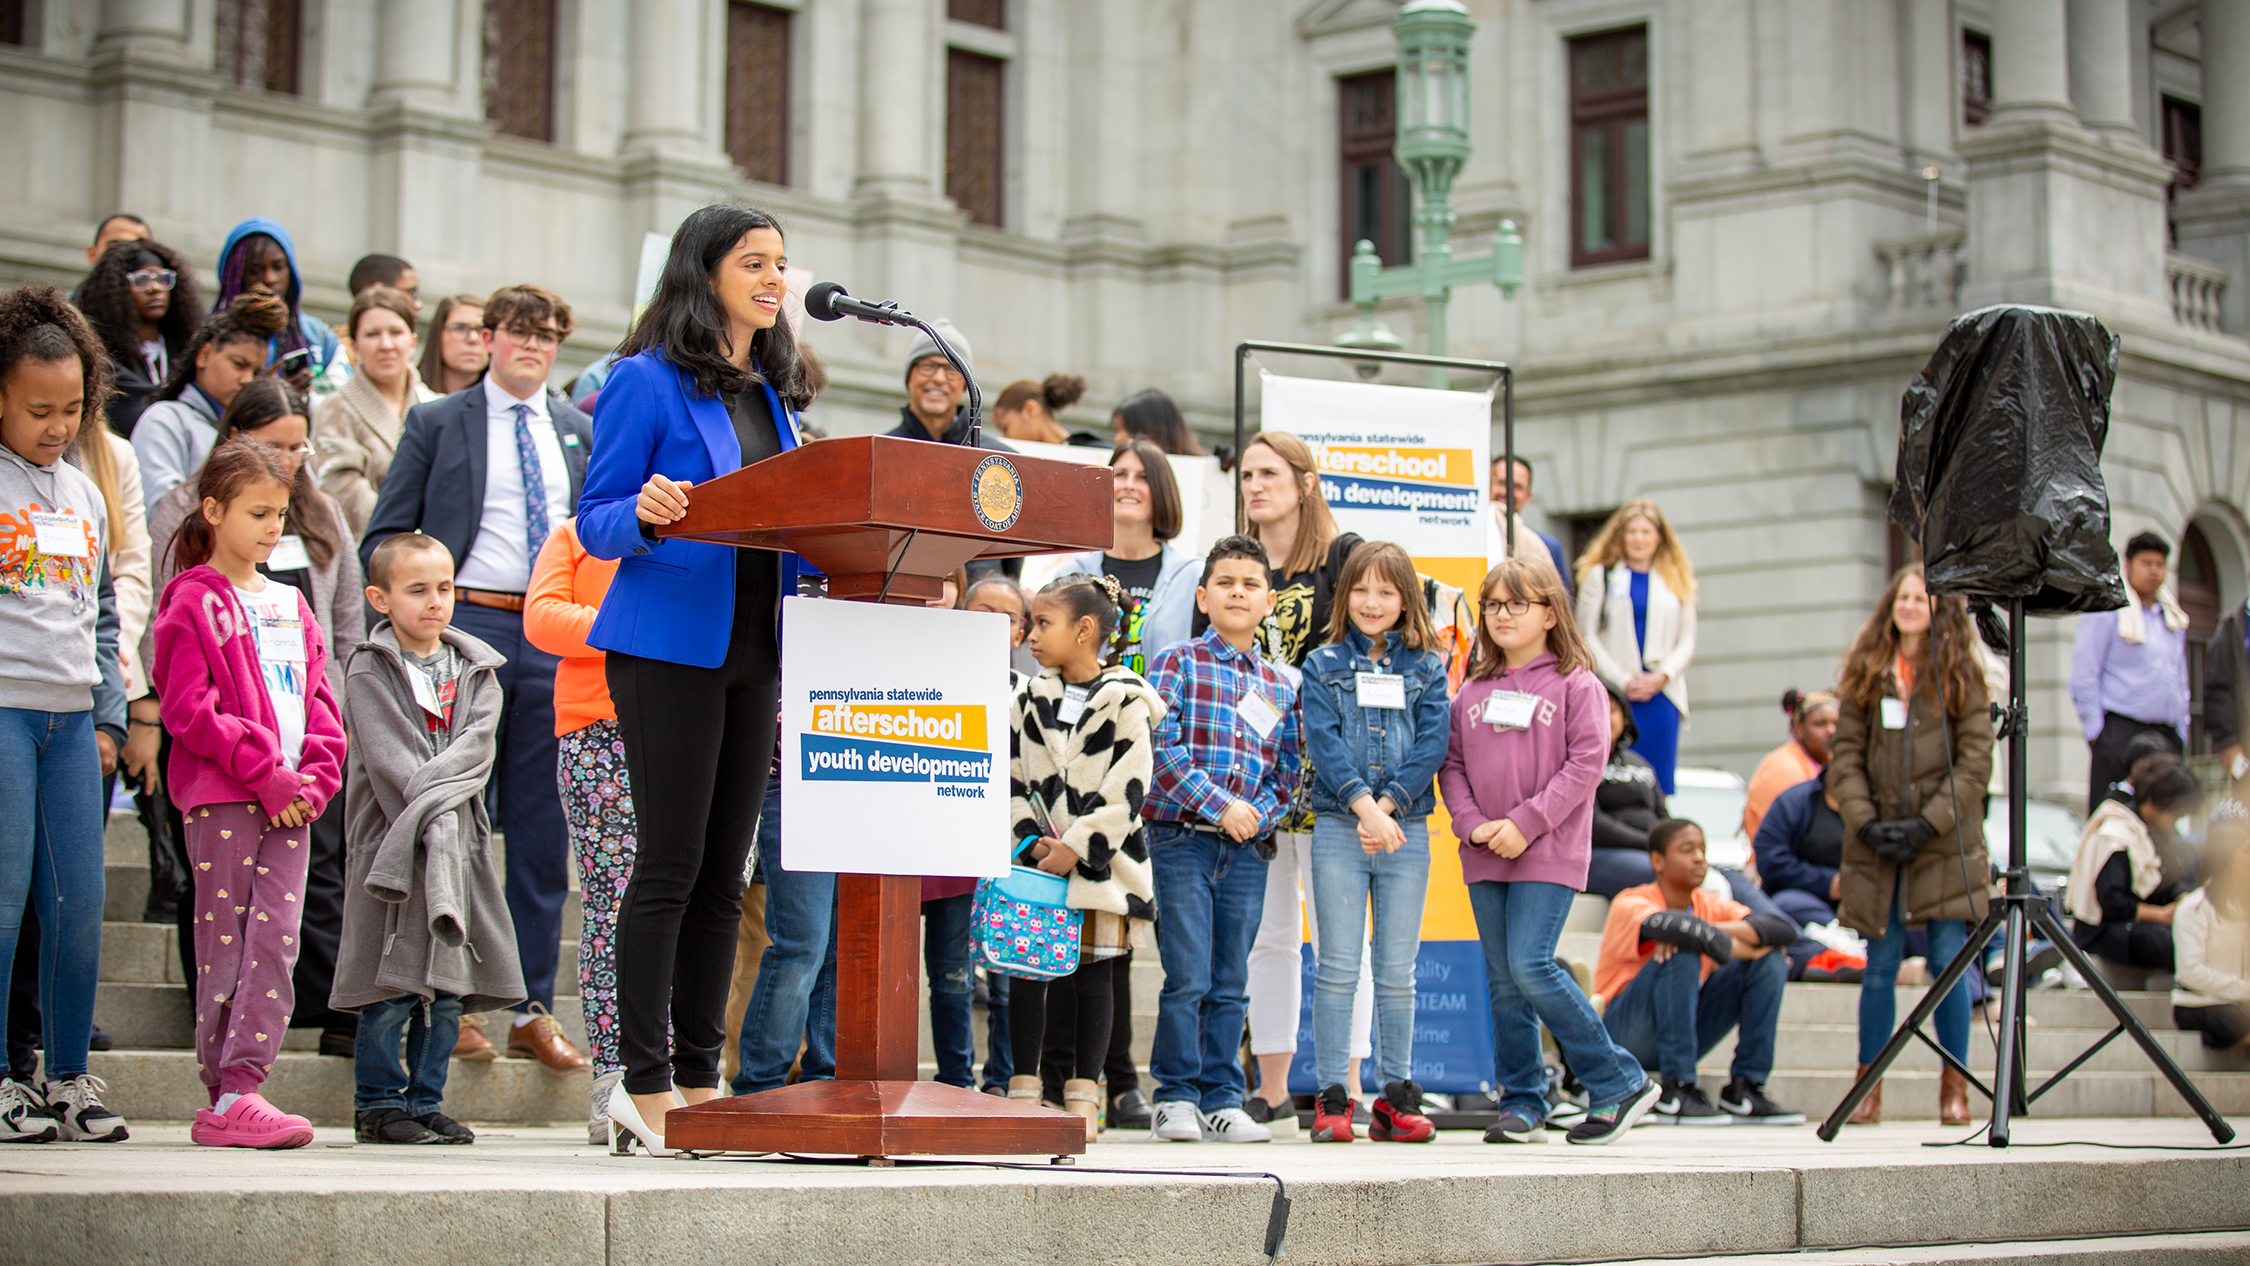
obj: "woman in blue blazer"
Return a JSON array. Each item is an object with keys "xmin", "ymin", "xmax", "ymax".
[{"xmin": 575, "ymin": 204, "xmax": 812, "ymax": 1153}]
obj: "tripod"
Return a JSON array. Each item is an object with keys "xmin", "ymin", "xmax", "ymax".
[{"xmin": 1817, "ymin": 597, "xmax": 2235, "ymax": 1146}]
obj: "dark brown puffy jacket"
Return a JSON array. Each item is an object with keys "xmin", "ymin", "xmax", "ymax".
[{"xmin": 1826, "ymin": 667, "xmax": 1995, "ymax": 937}]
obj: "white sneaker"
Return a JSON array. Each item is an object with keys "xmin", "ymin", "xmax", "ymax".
[
  {"xmin": 588, "ymin": 1070, "xmax": 623, "ymax": 1147},
  {"xmin": 1199, "ymin": 1106, "xmax": 1272, "ymax": 1143},
  {"xmin": 44, "ymin": 1074, "xmax": 127, "ymax": 1142},
  {"xmin": 0, "ymin": 1078, "xmax": 55, "ymax": 1144},
  {"xmin": 1151, "ymin": 1100, "xmax": 1203, "ymax": 1142}
]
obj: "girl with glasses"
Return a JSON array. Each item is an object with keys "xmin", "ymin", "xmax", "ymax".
[
  {"xmin": 76, "ymin": 239, "xmax": 202, "ymax": 438},
  {"xmin": 417, "ymin": 296, "xmax": 490, "ymax": 396}
]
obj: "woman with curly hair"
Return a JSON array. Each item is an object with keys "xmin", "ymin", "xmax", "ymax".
[
  {"xmin": 0, "ymin": 283, "xmax": 130, "ymax": 1142},
  {"xmin": 1574, "ymin": 498, "xmax": 1697, "ymax": 794},
  {"xmin": 131, "ymin": 292, "xmax": 288, "ymax": 506},
  {"xmin": 1827, "ymin": 563, "xmax": 1993, "ymax": 1126},
  {"xmin": 75, "ymin": 238, "xmax": 202, "ymax": 438}
]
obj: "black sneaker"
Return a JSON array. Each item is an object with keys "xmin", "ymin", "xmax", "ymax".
[
  {"xmin": 1242, "ymin": 1095, "xmax": 1299, "ymax": 1138},
  {"xmin": 1108, "ymin": 1089, "xmax": 1153, "ymax": 1131},
  {"xmin": 1566, "ymin": 1077, "xmax": 1664, "ymax": 1146},
  {"xmin": 318, "ymin": 1029, "xmax": 357, "ymax": 1059},
  {"xmin": 355, "ymin": 1107, "xmax": 445, "ymax": 1144},
  {"xmin": 1482, "ymin": 1109, "xmax": 1548, "ymax": 1144},
  {"xmin": 87, "ymin": 1026, "xmax": 114, "ymax": 1053},
  {"xmin": 1717, "ymin": 1075, "xmax": 1805, "ymax": 1126},
  {"xmin": 415, "ymin": 1110, "xmax": 475, "ymax": 1143},
  {"xmin": 1651, "ymin": 1075, "xmax": 1730, "ymax": 1127}
]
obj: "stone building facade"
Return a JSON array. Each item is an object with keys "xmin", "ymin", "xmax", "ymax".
[{"xmin": 1, "ymin": 0, "xmax": 2245, "ymax": 796}]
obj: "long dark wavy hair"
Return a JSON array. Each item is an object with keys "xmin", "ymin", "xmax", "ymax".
[
  {"xmin": 617, "ymin": 204, "xmax": 811, "ymax": 409},
  {"xmin": 76, "ymin": 239, "xmax": 203, "ymax": 365},
  {"xmin": 206, "ymin": 377, "xmax": 339, "ymax": 571},
  {"xmin": 1837, "ymin": 563, "xmax": 1986, "ymax": 718},
  {"xmin": 153, "ymin": 292, "xmax": 289, "ymax": 404}
]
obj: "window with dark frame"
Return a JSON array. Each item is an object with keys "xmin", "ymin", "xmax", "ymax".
[
  {"xmin": 2162, "ymin": 95, "xmax": 2202, "ymax": 242},
  {"xmin": 946, "ymin": 48, "xmax": 1005, "ymax": 228},
  {"xmin": 1962, "ymin": 29, "xmax": 1992, "ymax": 126},
  {"xmin": 1337, "ymin": 69, "xmax": 1413, "ymax": 298},
  {"xmin": 217, "ymin": 0, "xmax": 302, "ymax": 95},
  {"xmin": 725, "ymin": 1, "xmax": 791, "ymax": 186},
  {"xmin": 948, "ymin": 0, "xmax": 1005, "ymax": 29},
  {"xmin": 0, "ymin": 0, "xmax": 28, "ymax": 47},
  {"xmin": 484, "ymin": 0, "xmax": 558, "ymax": 144},
  {"xmin": 1568, "ymin": 25, "xmax": 1650, "ymax": 268},
  {"xmin": 2179, "ymin": 525, "xmax": 2220, "ymax": 755}
]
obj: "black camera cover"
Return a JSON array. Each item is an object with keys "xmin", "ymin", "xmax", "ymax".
[{"xmin": 1890, "ymin": 304, "xmax": 2127, "ymax": 614}]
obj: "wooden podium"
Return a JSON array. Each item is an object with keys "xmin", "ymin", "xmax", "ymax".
[{"xmin": 655, "ymin": 435, "xmax": 1111, "ymax": 1160}]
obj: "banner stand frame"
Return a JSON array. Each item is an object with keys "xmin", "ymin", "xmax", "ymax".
[{"xmin": 1232, "ymin": 342, "xmax": 1514, "ymax": 546}]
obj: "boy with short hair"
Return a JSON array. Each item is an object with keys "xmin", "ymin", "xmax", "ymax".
[
  {"xmin": 332, "ymin": 533, "xmax": 525, "ymax": 1144},
  {"xmin": 1143, "ymin": 535, "xmax": 1301, "ymax": 1143},
  {"xmin": 1594, "ymin": 818, "xmax": 1803, "ymax": 1125}
]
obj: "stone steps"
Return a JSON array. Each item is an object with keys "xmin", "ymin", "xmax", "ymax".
[{"xmin": 1599, "ymin": 1232, "xmax": 2250, "ymax": 1266}]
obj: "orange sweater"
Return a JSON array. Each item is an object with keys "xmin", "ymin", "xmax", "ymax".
[{"xmin": 524, "ymin": 520, "xmax": 619, "ymax": 736}]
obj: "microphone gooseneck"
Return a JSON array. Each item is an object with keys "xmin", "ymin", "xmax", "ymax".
[{"xmin": 799, "ymin": 282, "xmax": 983, "ymax": 448}]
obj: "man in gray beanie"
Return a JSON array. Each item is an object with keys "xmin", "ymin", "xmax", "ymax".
[{"xmin": 887, "ymin": 318, "xmax": 1013, "ymax": 453}]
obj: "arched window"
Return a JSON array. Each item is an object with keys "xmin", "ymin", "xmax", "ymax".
[{"xmin": 2179, "ymin": 524, "xmax": 2221, "ymax": 753}]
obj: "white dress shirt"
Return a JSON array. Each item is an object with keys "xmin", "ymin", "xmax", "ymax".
[{"xmin": 457, "ymin": 376, "xmax": 572, "ymax": 593}]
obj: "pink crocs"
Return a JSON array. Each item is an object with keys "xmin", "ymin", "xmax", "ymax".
[{"xmin": 191, "ymin": 1093, "xmax": 315, "ymax": 1150}]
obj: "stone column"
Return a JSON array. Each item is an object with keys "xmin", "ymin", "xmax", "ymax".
[
  {"xmin": 623, "ymin": 0, "xmax": 712, "ymax": 157},
  {"xmin": 1986, "ymin": 0, "xmax": 2075, "ymax": 125},
  {"xmin": 372, "ymin": 0, "xmax": 460, "ymax": 108},
  {"xmin": 2066, "ymin": 0, "xmax": 2136, "ymax": 137},
  {"xmin": 2198, "ymin": 0, "xmax": 2250, "ymax": 190},
  {"xmin": 856, "ymin": 0, "xmax": 938, "ymax": 199},
  {"xmin": 97, "ymin": 0, "xmax": 191, "ymax": 49}
]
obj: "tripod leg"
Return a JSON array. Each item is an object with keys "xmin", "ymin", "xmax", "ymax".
[
  {"xmin": 1817, "ymin": 905, "xmax": 2004, "ymax": 1141},
  {"xmin": 2031, "ymin": 904, "xmax": 2235, "ymax": 1144},
  {"xmin": 1990, "ymin": 898, "xmax": 2029, "ymax": 1146}
]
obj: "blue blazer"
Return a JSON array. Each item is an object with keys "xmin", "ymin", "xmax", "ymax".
[{"xmin": 576, "ymin": 350, "xmax": 804, "ymax": 668}]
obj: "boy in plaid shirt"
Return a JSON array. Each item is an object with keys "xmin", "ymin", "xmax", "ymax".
[{"xmin": 1143, "ymin": 535, "xmax": 1302, "ymax": 1143}]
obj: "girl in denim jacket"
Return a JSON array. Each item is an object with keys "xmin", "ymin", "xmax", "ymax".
[{"xmin": 1299, "ymin": 541, "xmax": 1450, "ymax": 1143}]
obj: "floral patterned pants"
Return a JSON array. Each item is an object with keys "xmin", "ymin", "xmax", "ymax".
[{"xmin": 558, "ymin": 721, "xmax": 644, "ymax": 1077}]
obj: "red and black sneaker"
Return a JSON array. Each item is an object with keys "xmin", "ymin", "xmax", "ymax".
[
  {"xmin": 1370, "ymin": 1079, "xmax": 1435, "ymax": 1143},
  {"xmin": 1310, "ymin": 1083, "xmax": 1355, "ymax": 1143}
]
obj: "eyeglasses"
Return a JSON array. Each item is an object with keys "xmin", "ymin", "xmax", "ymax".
[
  {"xmin": 127, "ymin": 268, "xmax": 176, "ymax": 292},
  {"xmin": 1486, "ymin": 598, "xmax": 1549, "ymax": 616},
  {"xmin": 909, "ymin": 360, "xmax": 964, "ymax": 383},
  {"xmin": 443, "ymin": 322, "xmax": 483, "ymax": 338},
  {"xmin": 500, "ymin": 327, "xmax": 563, "ymax": 350}
]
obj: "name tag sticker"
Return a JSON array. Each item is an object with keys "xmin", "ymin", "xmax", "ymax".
[
  {"xmin": 29, "ymin": 511, "xmax": 88, "ymax": 558},
  {"xmin": 1880, "ymin": 697, "xmax": 1908, "ymax": 730},
  {"xmin": 255, "ymin": 619, "xmax": 307, "ymax": 664},
  {"xmin": 266, "ymin": 535, "xmax": 311, "ymax": 572},
  {"xmin": 408, "ymin": 664, "xmax": 444, "ymax": 718},
  {"xmin": 1238, "ymin": 688, "xmax": 1282, "ymax": 739},
  {"xmin": 1356, "ymin": 672, "xmax": 1406, "ymax": 709},
  {"xmin": 1486, "ymin": 690, "xmax": 1539, "ymax": 730},
  {"xmin": 1059, "ymin": 684, "xmax": 1089, "ymax": 726}
]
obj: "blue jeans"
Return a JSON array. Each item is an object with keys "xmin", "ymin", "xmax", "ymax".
[
  {"xmin": 354, "ymin": 992, "xmax": 461, "ymax": 1113},
  {"xmin": 1603, "ymin": 948, "xmax": 1786, "ymax": 1085},
  {"xmin": 0, "ymin": 709, "xmax": 103, "ymax": 1080},
  {"xmin": 1860, "ymin": 881, "xmax": 1971, "ymax": 1064},
  {"xmin": 1308, "ymin": 814, "xmax": 1429, "ymax": 1088},
  {"xmin": 731, "ymin": 783, "xmax": 838, "ymax": 1095},
  {"xmin": 1148, "ymin": 822, "xmax": 1269, "ymax": 1112},
  {"xmin": 1466, "ymin": 879, "xmax": 1645, "ymax": 1119},
  {"xmin": 924, "ymin": 893, "xmax": 977, "ymax": 1088}
]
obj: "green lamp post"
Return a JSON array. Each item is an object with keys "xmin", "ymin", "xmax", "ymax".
[{"xmin": 1342, "ymin": 0, "xmax": 1523, "ymax": 387}]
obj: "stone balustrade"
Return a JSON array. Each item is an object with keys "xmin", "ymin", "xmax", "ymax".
[
  {"xmin": 1875, "ymin": 230, "xmax": 1967, "ymax": 310},
  {"xmin": 2167, "ymin": 251, "xmax": 2230, "ymax": 332}
]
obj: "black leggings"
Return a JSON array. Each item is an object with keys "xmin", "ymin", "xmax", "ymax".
[
  {"xmin": 1014, "ymin": 956, "xmax": 1119, "ymax": 1083},
  {"xmin": 2072, "ymin": 919, "xmax": 2175, "ymax": 972},
  {"xmin": 608, "ymin": 561, "xmax": 779, "ymax": 1096}
]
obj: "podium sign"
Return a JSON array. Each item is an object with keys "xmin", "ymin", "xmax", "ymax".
[{"xmin": 780, "ymin": 597, "xmax": 1011, "ymax": 877}]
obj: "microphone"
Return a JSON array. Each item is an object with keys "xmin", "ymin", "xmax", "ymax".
[{"xmin": 802, "ymin": 281, "xmax": 912, "ymax": 326}]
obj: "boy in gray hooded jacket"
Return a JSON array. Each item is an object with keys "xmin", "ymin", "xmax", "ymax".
[{"xmin": 332, "ymin": 533, "xmax": 524, "ymax": 1144}]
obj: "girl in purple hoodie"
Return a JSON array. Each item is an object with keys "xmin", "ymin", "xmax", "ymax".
[
  {"xmin": 151, "ymin": 439, "xmax": 344, "ymax": 1149},
  {"xmin": 1439, "ymin": 553, "xmax": 1658, "ymax": 1146}
]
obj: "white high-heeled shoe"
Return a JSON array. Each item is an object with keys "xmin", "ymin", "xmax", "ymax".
[{"xmin": 605, "ymin": 1082, "xmax": 674, "ymax": 1157}]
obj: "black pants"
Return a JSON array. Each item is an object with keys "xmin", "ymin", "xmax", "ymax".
[
  {"xmin": 607, "ymin": 559, "xmax": 779, "ymax": 1096},
  {"xmin": 1013, "ymin": 956, "xmax": 1118, "ymax": 1083},
  {"xmin": 1107, "ymin": 946, "xmax": 1138, "ymax": 1095},
  {"xmin": 288, "ymin": 785, "xmax": 352, "ymax": 1034},
  {"xmin": 2176, "ymin": 1003, "xmax": 2250, "ymax": 1049},
  {"xmin": 2072, "ymin": 917, "xmax": 2175, "ymax": 972},
  {"xmin": 2088, "ymin": 713, "xmax": 2183, "ymax": 813}
]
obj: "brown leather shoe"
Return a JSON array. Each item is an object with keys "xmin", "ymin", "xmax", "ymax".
[
  {"xmin": 1939, "ymin": 1065, "xmax": 1971, "ymax": 1126},
  {"xmin": 1847, "ymin": 1065, "xmax": 1881, "ymax": 1125},
  {"xmin": 506, "ymin": 1004, "xmax": 589, "ymax": 1073},
  {"xmin": 453, "ymin": 1014, "xmax": 497, "ymax": 1063}
]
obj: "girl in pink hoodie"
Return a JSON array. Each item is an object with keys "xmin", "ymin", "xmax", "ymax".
[
  {"xmin": 151, "ymin": 439, "xmax": 344, "ymax": 1149},
  {"xmin": 1438, "ymin": 553, "xmax": 1657, "ymax": 1146}
]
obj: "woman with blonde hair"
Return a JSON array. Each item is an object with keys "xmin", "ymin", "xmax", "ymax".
[
  {"xmin": 1574, "ymin": 498, "xmax": 1696, "ymax": 793},
  {"xmin": 1827, "ymin": 562, "xmax": 1992, "ymax": 1126}
]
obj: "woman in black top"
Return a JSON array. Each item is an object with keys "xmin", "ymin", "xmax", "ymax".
[
  {"xmin": 1587, "ymin": 679, "xmax": 1667, "ymax": 898},
  {"xmin": 76, "ymin": 239, "xmax": 201, "ymax": 437}
]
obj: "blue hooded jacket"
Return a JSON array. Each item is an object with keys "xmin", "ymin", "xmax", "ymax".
[{"xmin": 213, "ymin": 216, "xmax": 343, "ymax": 375}]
